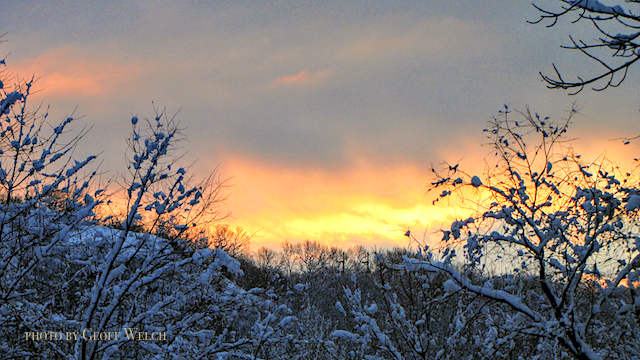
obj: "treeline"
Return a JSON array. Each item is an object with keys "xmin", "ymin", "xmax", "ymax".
[{"xmin": 210, "ymin": 238, "xmax": 636, "ymax": 359}]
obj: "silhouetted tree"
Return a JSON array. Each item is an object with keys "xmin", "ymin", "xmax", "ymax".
[{"xmin": 533, "ymin": 0, "xmax": 640, "ymax": 93}]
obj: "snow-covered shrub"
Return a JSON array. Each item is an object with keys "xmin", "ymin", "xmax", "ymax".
[
  {"xmin": 0, "ymin": 59, "xmax": 298, "ymax": 359},
  {"xmin": 421, "ymin": 105, "xmax": 640, "ymax": 359},
  {"xmin": 330, "ymin": 250, "xmax": 535, "ymax": 360},
  {"xmin": 0, "ymin": 63, "xmax": 100, "ymax": 358}
]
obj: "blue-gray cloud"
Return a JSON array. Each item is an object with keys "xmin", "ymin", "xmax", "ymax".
[{"xmin": 3, "ymin": 0, "xmax": 640, "ymax": 175}]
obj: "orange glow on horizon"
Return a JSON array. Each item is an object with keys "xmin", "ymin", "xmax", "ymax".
[
  {"xmin": 216, "ymin": 128, "xmax": 640, "ymax": 253},
  {"xmin": 217, "ymin": 155, "xmax": 473, "ymax": 251}
]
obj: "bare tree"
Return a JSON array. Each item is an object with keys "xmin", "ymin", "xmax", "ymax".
[
  {"xmin": 205, "ymin": 224, "xmax": 251, "ymax": 256},
  {"xmin": 532, "ymin": 0, "xmax": 640, "ymax": 93},
  {"xmin": 256, "ymin": 246, "xmax": 279, "ymax": 270}
]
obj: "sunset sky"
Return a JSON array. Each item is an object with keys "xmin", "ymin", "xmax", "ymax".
[{"xmin": 3, "ymin": 1, "xmax": 640, "ymax": 250}]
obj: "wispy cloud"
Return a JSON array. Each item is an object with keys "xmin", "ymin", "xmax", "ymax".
[{"xmin": 272, "ymin": 69, "xmax": 332, "ymax": 86}]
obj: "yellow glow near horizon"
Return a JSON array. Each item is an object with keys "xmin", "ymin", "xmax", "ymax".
[
  {"xmin": 217, "ymin": 128, "xmax": 640, "ymax": 253},
  {"xmin": 218, "ymin": 155, "xmax": 475, "ymax": 251}
]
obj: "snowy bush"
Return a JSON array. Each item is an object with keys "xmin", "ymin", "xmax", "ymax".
[
  {"xmin": 0, "ymin": 59, "xmax": 298, "ymax": 360},
  {"xmin": 420, "ymin": 105, "xmax": 640, "ymax": 360}
]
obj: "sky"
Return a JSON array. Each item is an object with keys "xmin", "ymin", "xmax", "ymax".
[{"xmin": 3, "ymin": 1, "xmax": 640, "ymax": 251}]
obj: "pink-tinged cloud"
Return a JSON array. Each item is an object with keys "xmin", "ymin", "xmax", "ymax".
[
  {"xmin": 9, "ymin": 47, "xmax": 146, "ymax": 99},
  {"xmin": 272, "ymin": 69, "xmax": 332, "ymax": 85}
]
